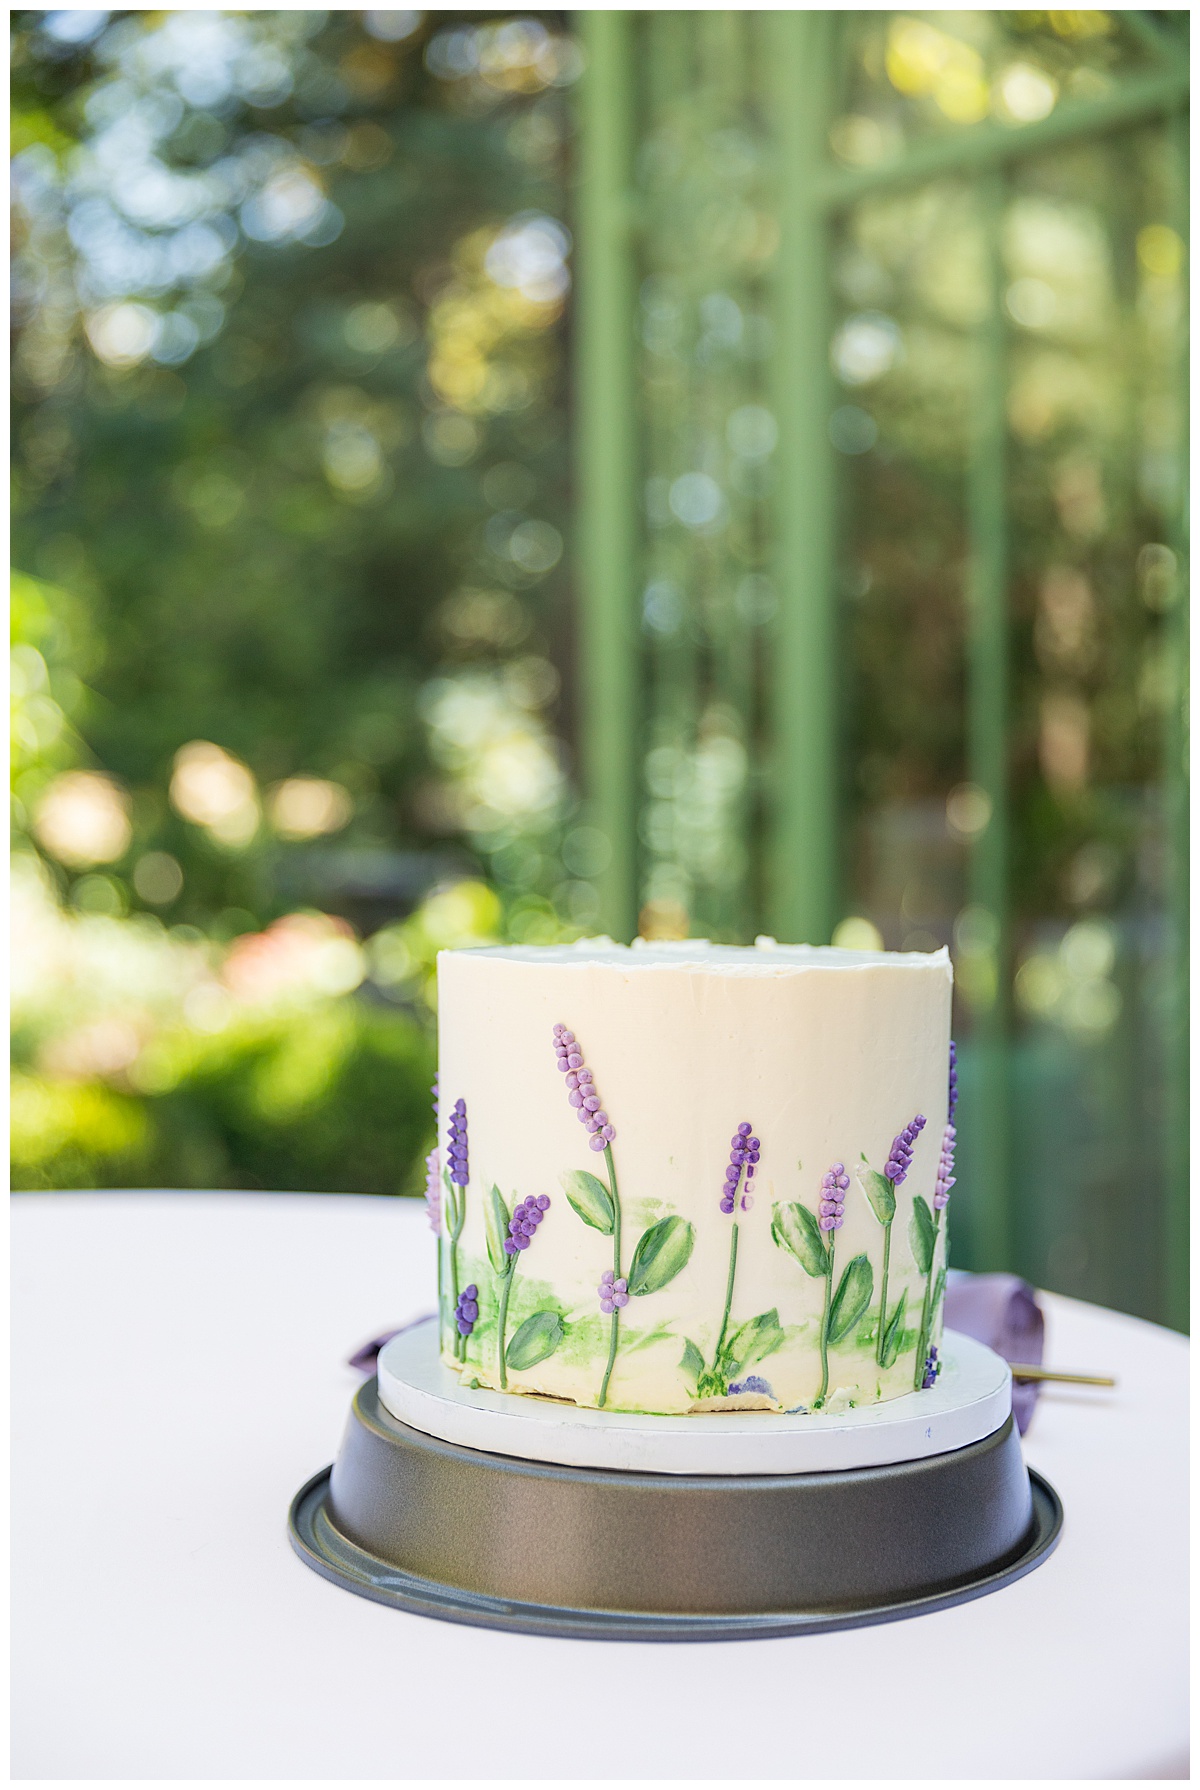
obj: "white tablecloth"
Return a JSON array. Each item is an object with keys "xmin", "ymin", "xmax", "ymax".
[{"xmin": 12, "ymin": 1192, "xmax": 1188, "ymax": 1780}]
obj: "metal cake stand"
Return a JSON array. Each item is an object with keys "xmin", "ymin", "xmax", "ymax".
[{"xmin": 288, "ymin": 1324, "xmax": 1062, "ymax": 1641}]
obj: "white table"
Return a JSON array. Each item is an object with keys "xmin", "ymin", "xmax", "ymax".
[{"xmin": 12, "ymin": 1192, "xmax": 1188, "ymax": 1781}]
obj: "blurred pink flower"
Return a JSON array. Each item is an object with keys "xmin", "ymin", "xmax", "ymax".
[{"xmin": 221, "ymin": 912, "xmax": 365, "ymax": 1006}]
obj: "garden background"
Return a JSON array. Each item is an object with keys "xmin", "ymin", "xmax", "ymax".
[{"xmin": 10, "ymin": 9, "xmax": 1188, "ymax": 1330}]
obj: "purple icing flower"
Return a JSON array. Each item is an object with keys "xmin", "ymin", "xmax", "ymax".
[
  {"xmin": 504, "ymin": 1193, "xmax": 550, "ymax": 1255},
  {"xmin": 934, "ymin": 1122, "xmax": 957, "ymax": 1210},
  {"xmin": 597, "ymin": 1268, "xmax": 629, "ymax": 1314},
  {"xmin": 553, "ymin": 1023, "xmax": 615, "ymax": 1153},
  {"xmin": 447, "ymin": 1098, "xmax": 469, "ymax": 1188},
  {"xmin": 818, "ymin": 1161, "xmax": 850, "ymax": 1231},
  {"xmin": 948, "ymin": 1040, "xmax": 958, "ymax": 1122},
  {"xmin": 424, "ymin": 1147, "xmax": 441, "ymax": 1235},
  {"xmin": 921, "ymin": 1344, "xmax": 940, "ymax": 1390},
  {"xmin": 720, "ymin": 1122, "xmax": 760, "ymax": 1215},
  {"xmin": 884, "ymin": 1113, "xmax": 926, "ymax": 1185},
  {"xmin": 455, "ymin": 1283, "xmax": 479, "ymax": 1337},
  {"xmin": 728, "ymin": 1376, "xmax": 774, "ymax": 1398}
]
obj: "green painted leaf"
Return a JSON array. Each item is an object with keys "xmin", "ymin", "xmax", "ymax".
[
  {"xmin": 827, "ymin": 1254, "xmax": 874, "ymax": 1345},
  {"xmin": 909, "ymin": 1196, "xmax": 935, "ymax": 1275},
  {"xmin": 680, "ymin": 1338, "xmax": 705, "ymax": 1384},
  {"xmin": 857, "ymin": 1166, "xmax": 896, "ymax": 1226},
  {"xmin": 484, "ymin": 1183, "xmax": 512, "ymax": 1275},
  {"xmin": 880, "ymin": 1287, "xmax": 908, "ymax": 1369},
  {"xmin": 559, "ymin": 1169, "xmax": 615, "ymax": 1236},
  {"xmin": 771, "ymin": 1202, "xmax": 829, "ymax": 1278},
  {"xmin": 727, "ymin": 1308, "xmax": 785, "ymax": 1376},
  {"xmin": 627, "ymin": 1214, "xmax": 695, "ymax": 1296},
  {"xmin": 505, "ymin": 1309, "xmax": 564, "ymax": 1371}
]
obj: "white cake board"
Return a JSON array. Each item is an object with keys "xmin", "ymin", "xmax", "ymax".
[{"xmin": 376, "ymin": 1320, "xmax": 1011, "ymax": 1476}]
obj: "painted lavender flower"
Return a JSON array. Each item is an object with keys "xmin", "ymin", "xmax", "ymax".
[
  {"xmin": 885, "ymin": 1113, "xmax": 926, "ymax": 1185},
  {"xmin": 690, "ymin": 1123, "xmax": 782, "ymax": 1402},
  {"xmin": 554, "ymin": 1023, "xmax": 616, "ymax": 1152},
  {"xmin": 597, "ymin": 1269, "xmax": 629, "ymax": 1314},
  {"xmin": 921, "ymin": 1344, "xmax": 940, "ymax": 1390},
  {"xmin": 915, "ymin": 1045, "xmax": 958, "ymax": 1388},
  {"xmin": 555, "ymin": 1022, "xmax": 623, "ymax": 1407},
  {"xmin": 424, "ymin": 1147, "xmax": 442, "ymax": 1236},
  {"xmin": 555, "ymin": 1022, "xmax": 694, "ymax": 1409},
  {"xmin": 934, "ymin": 1122, "xmax": 956, "ymax": 1211},
  {"xmin": 440, "ymin": 1094, "xmax": 470, "ymax": 1361},
  {"xmin": 771, "ymin": 1163, "xmax": 873, "ymax": 1407},
  {"xmin": 506, "ymin": 1193, "xmax": 550, "ymax": 1254},
  {"xmin": 819, "ymin": 1161, "xmax": 848, "ymax": 1231},
  {"xmin": 720, "ymin": 1123, "xmax": 760, "ymax": 1214},
  {"xmin": 447, "ymin": 1098, "xmax": 469, "ymax": 1188},
  {"xmin": 729, "ymin": 1376, "xmax": 773, "ymax": 1397},
  {"xmin": 948, "ymin": 1038, "xmax": 958, "ymax": 1122},
  {"xmin": 455, "ymin": 1284, "xmax": 479, "ymax": 1339},
  {"xmin": 858, "ymin": 1113, "xmax": 926, "ymax": 1371},
  {"xmin": 491, "ymin": 1193, "xmax": 551, "ymax": 1388}
]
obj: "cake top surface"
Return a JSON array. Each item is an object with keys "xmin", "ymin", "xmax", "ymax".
[{"xmin": 441, "ymin": 937, "xmax": 950, "ymax": 975}]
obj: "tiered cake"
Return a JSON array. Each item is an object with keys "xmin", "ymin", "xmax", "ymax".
[{"xmin": 430, "ymin": 937, "xmax": 956, "ymax": 1417}]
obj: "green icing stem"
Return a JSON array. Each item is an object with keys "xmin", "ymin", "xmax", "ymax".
[
  {"xmin": 817, "ymin": 1228, "xmax": 835, "ymax": 1407},
  {"xmin": 874, "ymin": 1208, "xmax": 893, "ymax": 1368},
  {"xmin": 446, "ymin": 1181, "xmax": 467, "ymax": 1362},
  {"xmin": 713, "ymin": 1220, "xmax": 739, "ymax": 1376},
  {"xmin": 496, "ymin": 1264, "xmax": 514, "ymax": 1390},
  {"xmin": 597, "ymin": 1142, "xmax": 622, "ymax": 1409}
]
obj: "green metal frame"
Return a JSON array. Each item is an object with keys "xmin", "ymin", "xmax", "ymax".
[
  {"xmin": 766, "ymin": 12, "xmax": 839, "ymax": 946},
  {"xmin": 574, "ymin": 11, "xmax": 639, "ymax": 943}
]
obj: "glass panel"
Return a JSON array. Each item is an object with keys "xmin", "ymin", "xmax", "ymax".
[
  {"xmin": 831, "ymin": 113, "xmax": 1186, "ymax": 1322},
  {"xmin": 630, "ymin": 12, "xmax": 774, "ymax": 942}
]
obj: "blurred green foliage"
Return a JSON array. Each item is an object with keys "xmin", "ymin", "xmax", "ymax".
[
  {"xmin": 11, "ymin": 9, "xmax": 587, "ymax": 1193},
  {"xmin": 12, "ymin": 1004, "xmax": 435, "ymax": 1194}
]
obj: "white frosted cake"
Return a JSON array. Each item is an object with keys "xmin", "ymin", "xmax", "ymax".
[{"xmin": 426, "ymin": 937, "xmax": 957, "ymax": 1417}]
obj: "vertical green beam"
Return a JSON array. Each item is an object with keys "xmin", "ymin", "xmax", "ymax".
[
  {"xmin": 575, "ymin": 12, "xmax": 639, "ymax": 942},
  {"xmin": 700, "ymin": 8, "xmax": 750, "ymax": 943},
  {"xmin": 966, "ymin": 170, "xmax": 1013, "ymax": 1271},
  {"xmin": 1163, "ymin": 103, "xmax": 1189, "ymax": 1331},
  {"xmin": 765, "ymin": 11, "xmax": 838, "ymax": 945}
]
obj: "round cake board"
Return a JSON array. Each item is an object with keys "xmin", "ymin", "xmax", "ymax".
[{"xmin": 377, "ymin": 1319, "xmax": 1010, "ymax": 1475}]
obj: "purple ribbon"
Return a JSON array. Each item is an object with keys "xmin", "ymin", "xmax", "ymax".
[
  {"xmin": 347, "ymin": 1312, "xmax": 436, "ymax": 1374},
  {"xmin": 944, "ymin": 1269, "xmax": 1045, "ymax": 1433}
]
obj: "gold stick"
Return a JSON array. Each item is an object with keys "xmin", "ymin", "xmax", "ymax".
[{"xmin": 1008, "ymin": 1363, "xmax": 1116, "ymax": 1387}]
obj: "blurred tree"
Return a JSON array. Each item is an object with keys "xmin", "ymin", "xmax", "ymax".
[
  {"xmin": 12, "ymin": 8, "xmax": 585, "ymax": 940},
  {"xmin": 10, "ymin": 9, "xmax": 588, "ymax": 1193}
]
